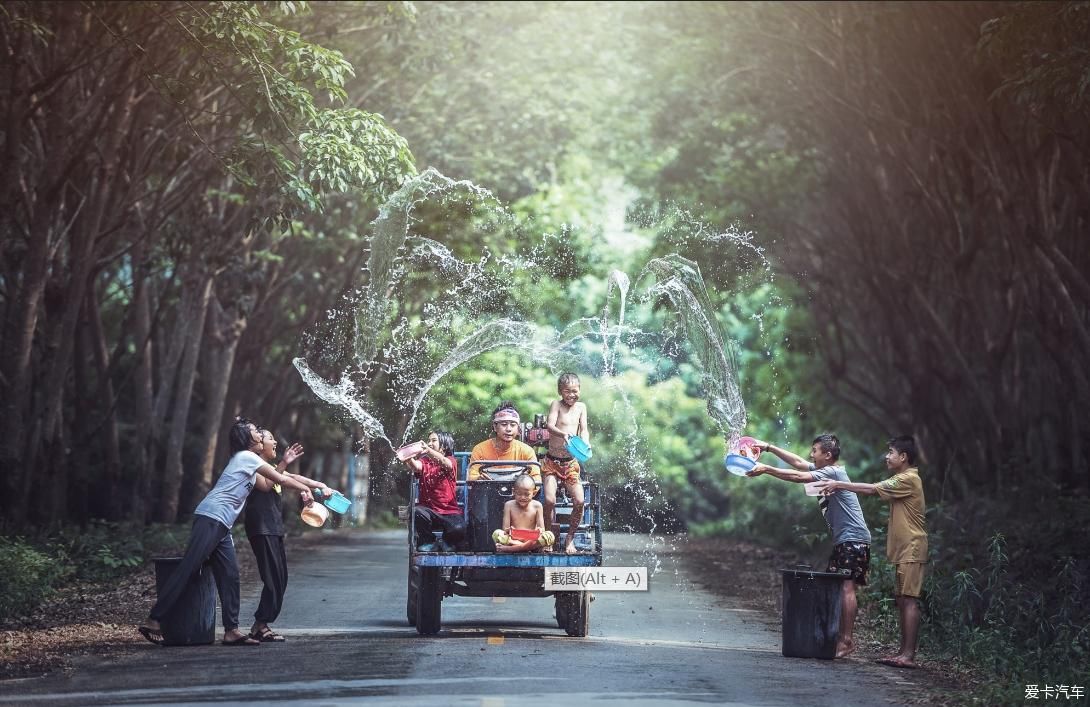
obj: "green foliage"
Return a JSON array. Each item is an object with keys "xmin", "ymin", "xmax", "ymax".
[
  {"xmin": 0, "ymin": 523, "xmax": 188, "ymax": 621},
  {"xmin": 849, "ymin": 493, "xmax": 1090, "ymax": 706},
  {"xmin": 44, "ymin": 521, "xmax": 185, "ymax": 583},
  {"xmin": 141, "ymin": 0, "xmax": 417, "ymax": 212},
  {"xmin": 0, "ymin": 537, "xmax": 61, "ymax": 621},
  {"xmin": 296, "ymin": 108, "xmax": 415, "ymax": 206}
]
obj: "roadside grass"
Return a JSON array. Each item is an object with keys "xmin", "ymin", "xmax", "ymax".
[{"xmin": 0, "ymin": 521, "xmax": 187, "ymax": 623}]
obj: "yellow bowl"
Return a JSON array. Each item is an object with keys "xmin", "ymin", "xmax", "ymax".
[{"xmin": 301, "ymin": 502, "xmax": 329, "ymax": 527}]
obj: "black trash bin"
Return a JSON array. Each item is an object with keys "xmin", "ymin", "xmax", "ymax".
[
  {"xmin": 780, "ymin": 565, "xmax": 844, "ymax": 659},
  {"xmin": 153, "ymin": 557, "xmax": 216, "ymax": 646},
  {"xmin": 466, "ymin": 480, "xmax": 517, "ymax": 551}
]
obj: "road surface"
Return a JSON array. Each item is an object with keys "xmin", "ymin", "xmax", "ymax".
[{"xmin": 0, "ymin": 530, "xmax": 924, "ymax": 706}]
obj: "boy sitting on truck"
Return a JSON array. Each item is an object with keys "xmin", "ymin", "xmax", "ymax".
[{"xmin": 492, "ymin": 473, "xmax": 556, "ymax": 552}]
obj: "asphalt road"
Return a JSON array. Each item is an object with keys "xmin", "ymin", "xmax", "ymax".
[{"xmin": 0, "ymin": 530, "xmax": 924, "ymax": 706}]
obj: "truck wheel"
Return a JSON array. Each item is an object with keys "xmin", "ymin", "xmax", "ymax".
[
  {"xmin": 416, "ymin": 566, "xmax": 443, "ymax": 635},
  {"xmin": 564, "ymin": 591, "xmax": 590, "ymax": 637},
  {"xmin": 406, "ymin": 565, "xmax": 419, "ymax": 626},
  {"xmin": 554, "ymin": 593, "xmax": 569, "ymax": 628}
]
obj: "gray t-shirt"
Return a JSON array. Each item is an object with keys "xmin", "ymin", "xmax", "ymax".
[
  {"xmin": 808, "ymin": 464, "xmax": 871, "ymax": 546},
  {"xmin": 195, "ymin": 450, "xmax": 264, "ymax": 527}
]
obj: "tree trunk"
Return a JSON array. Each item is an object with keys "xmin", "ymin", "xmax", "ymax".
[
  {"xmin": 0, "ymin": 213, "xmax": 54, "ymax": 520},
  {"xmin": 129, "ymin": 245, "xmax": 156, "ymax": 524},
  {"xmin": 157, "ymin": 269, "xmax": 213, "ymax": 522},
  {"xmin": 85, "ymin": 279, "xmax": 124, "ymax": 520},
  {"xmin": 183, "ymin": 289, "xmax": 246, "ymax": 514}
]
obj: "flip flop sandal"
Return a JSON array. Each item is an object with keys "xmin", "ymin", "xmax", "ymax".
[
  {"xmin": 222, "ymin": 635, "xmax": 261, "ymax": 646},
  {"xmin": 251, "ymin": 628, "xmax": 286, "ymax": 642},
  {"xmin": 138, "ymin": 626, "xmax": 165, "ymax": 646}
]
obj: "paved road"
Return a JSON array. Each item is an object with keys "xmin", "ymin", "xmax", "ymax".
[{"xmin": 0, "ymin": 530, "xmax": 923, "ymax": 706}]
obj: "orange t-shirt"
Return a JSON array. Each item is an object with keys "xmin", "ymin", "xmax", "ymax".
[{"xmin": 467, "ymin": 439, "xmax": 539, "ymax": 481}]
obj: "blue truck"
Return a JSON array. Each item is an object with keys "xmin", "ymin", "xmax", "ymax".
[{"xmin": 405, "ymin": 453, "xmax": 603, "ymax": 636}]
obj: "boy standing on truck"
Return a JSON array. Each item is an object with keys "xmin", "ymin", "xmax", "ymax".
[
  {"xmin": 544, "ymin": 372, "xmax": 589, "ymax": 554},
  {"xmin": 493, "ymin": 473, "xmax": 556, "ymax": 552}
]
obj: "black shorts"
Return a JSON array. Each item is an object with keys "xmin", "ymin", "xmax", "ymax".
[{"xmin": 828, "ymin": 542, "xmax": 871, "ymax": 585}]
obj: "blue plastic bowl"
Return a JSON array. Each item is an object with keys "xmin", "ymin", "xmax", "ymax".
[
  {"xmin": 322, "ymin": 490, "xmax": 352, "ymax": 514},
  {"xmin": 724, "ymin": 453, "xmax": 757, "ymax": 477},
  {"xmin": 566, "ymin": 436, "xmax": 593, "ymax": 463}
]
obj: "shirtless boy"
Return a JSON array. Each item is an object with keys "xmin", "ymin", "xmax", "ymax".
[
  {"xmin": 544, "ymin": 372, "xmax": 589, "ymax": 554},
  {"xmin": 492, "ymin": 473, "xmax": 556, "ymax": 552}
]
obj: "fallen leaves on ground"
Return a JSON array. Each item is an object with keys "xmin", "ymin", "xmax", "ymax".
[{"xmin": 0, "ymin": 542, "xmax": 261, "ymax": 680}]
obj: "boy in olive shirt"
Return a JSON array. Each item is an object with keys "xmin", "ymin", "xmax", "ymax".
[{"xmin": 816, "ymin": 435, "xmax": 927, "ymax": 669}]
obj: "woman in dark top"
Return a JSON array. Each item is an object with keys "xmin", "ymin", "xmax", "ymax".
[
  {"xmin": 245, "ymin": 427, "xmax": 337, "ymax": 642},
  {"xmin": 406, "ymin": 430, "xmax": 465, "ymax": 551}
]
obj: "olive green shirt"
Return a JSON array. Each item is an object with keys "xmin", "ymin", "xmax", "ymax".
[{"xmin": 875, "ymin": 467, "xmax": 928, "ymax": 563}]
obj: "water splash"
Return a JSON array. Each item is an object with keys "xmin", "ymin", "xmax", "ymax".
[
  {"xmin": 292, "ymin": 358, "xmax": 392, "ymax": 446},
  {"xmin": 354, "ymin": 168, "xmax": 500, "ymax": 372},
  {"xmin": 636, "ymin": 255, "xmax": 747, "ymax": 441},
  {"xmin": 295, "ymin": 169, "xmax": 771, "ymax": 565},
  {"xmin": 399, "ymin": 319, "xmax": 545, "ymax": 438},
  {"xmin": 601, "ymin": 270, "xmax": 630, "ymax": 377}
]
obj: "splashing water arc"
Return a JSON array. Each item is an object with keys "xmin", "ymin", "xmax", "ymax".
[{"xmin": 294, "ymin": 168, "xmax": 755, "ymax": 474}]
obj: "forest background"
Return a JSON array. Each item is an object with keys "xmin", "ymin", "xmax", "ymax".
[{"xmin": 1, "ymin": 2, "xmax": 1087, "ymax": 703}]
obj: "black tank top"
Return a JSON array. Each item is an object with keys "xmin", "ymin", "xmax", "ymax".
[{"xmin": 244, "ymin": 486, "xmax": 285, "ymax": 537}]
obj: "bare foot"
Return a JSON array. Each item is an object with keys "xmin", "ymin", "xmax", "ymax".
[
  {"xmin": 223, "ymin": 628, "xmax": 249, "ymax": 642},
  {"xmin": 222, "ymin": 629, "xmax": 260, "ymax": 646},
  {"xmin": 564, "ymin": 541, "xmax": 577, "ymax": 554},
  {"xmin": 876, "ymin": 655, "xmax": 918, "ymax": 669},
  {"xmin": 835, "ymin": 640, "xmax": 855, "ymax": 658}
]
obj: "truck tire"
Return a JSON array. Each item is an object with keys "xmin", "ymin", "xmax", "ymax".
[
  {"xmin": 406, "ymin": 565, "xmax": 419, "ymax": 626},
  {"xmin": 554, "ymin": 593, "xmax": 569, "ymax": 628},
  {"xmin": 416, "ymin": 566, "xmax": 443, "ymax": 635},
  {"xmin": 564, "ymin": 591, "xmax": 590, "ymax": 637}
]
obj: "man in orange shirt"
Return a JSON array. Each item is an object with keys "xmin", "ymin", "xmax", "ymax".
[{"xmin": 467, "ymin": 401, "xmax": 539, "ymax": 481}]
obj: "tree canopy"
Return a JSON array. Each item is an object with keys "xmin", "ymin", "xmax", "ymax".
[{"xmin": 1, "ymin": 0, "xmax": 1086, "ymax": 540}]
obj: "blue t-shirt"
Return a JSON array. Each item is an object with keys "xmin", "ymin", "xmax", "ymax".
[
  {"xmin": 195, "ymin": 450, "xmax": 263, "ymax": 527},
  {"xmin": 808, "ymin": 464, "xmax": 871, "ymax": 546}
]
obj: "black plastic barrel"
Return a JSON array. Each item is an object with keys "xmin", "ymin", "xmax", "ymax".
[
  {"xmin": 466, "ymin": 481, "xmax": 516, "ymax": 551},
  {"xmin": 780, "ymin": 566, "xmax": 844, "ymax": 659},
  {"xmin": 153, "ymin": 557, "xmax": 216, "ymax": 646}
]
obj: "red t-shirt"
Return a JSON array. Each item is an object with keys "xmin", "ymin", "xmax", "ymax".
[{"xmin": 418, "ymin": 455, "xmax": 461, "ymax": 515}]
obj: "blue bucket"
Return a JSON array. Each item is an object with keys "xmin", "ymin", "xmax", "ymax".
[
  {"xmin": 724, "ymin": 453, "xmax": 756, "ymax": 477},
  {"xmin": 566, "ymin": 436, "xmax": 592, "ymax": 463},
  {"xmin": 321, "ymin": 490, "xmax": 352, "ymax": 514}
]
